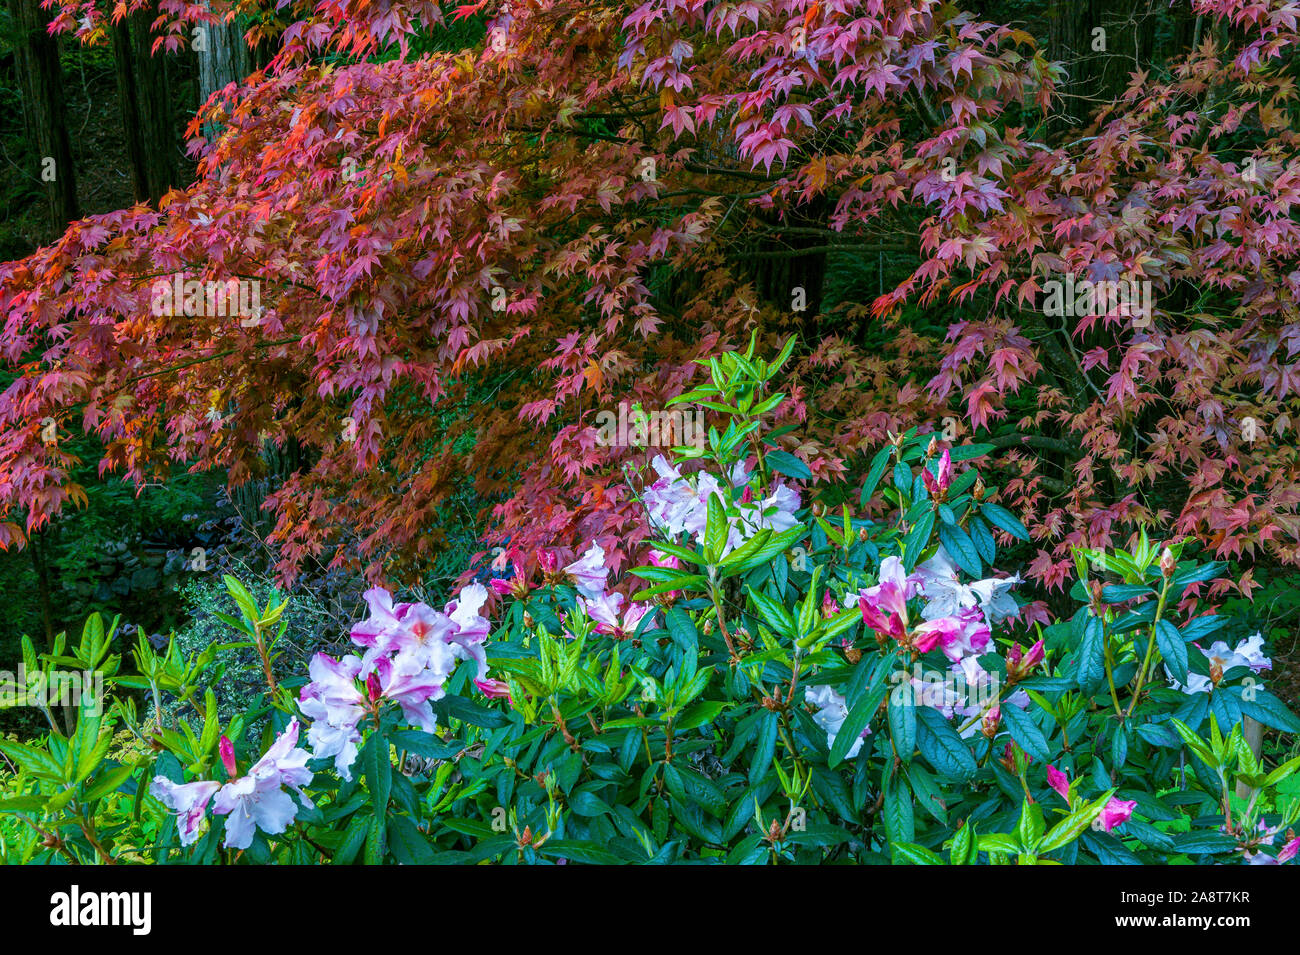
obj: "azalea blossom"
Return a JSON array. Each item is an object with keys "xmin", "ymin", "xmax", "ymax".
[
  {"xmin": 298, "ymin": 583, "xmax": 503, "ymax": 779},
  {"xmin": 1167, "ymin": 632, "xmax": 1271, "ymax": 695},
  {"xmin": 298, "ymin": 653, "xmax": 368, "ymax": 779},
  {"xmin": 858, "ymin": 556, "xmax": 920, "ymax": 642},
  {"xmin": 1098, "ymin": 797, "xmax": 1137, "ymax": 833},
  {"xmin": 641, "ymin": 454, "xmax": 800, "ymax": 556},
  {"xmin": 1006, "ymin": 640, "xmax": 1045, "ymax": 681},
  {"xmin": 913, "ymin": 607, "xmax": 990, "ymax": 662},
  {"xmin": 915, "ymin": 547, "xmax": 1021, "ymax": 623},
  {"xmin": 1047, "ymin": 765, "xmax": 1071, "ymax": 802},
  {"xmin": 1045, "ymin": 767, "xmax": 1133, "ymax": 831},
  {"xmin": 805, "ymin": 685, "xmax": 870, "ymax": 758},
  {"xmin": 580, "ymin": 591, "xmax": 658, "ymax": 640},
  {"xmin": 564, "ymin": 543, "xmax": 609, "ymax": 599},
  {"xmin": 212, "ymin": 719, "xmax": 315, "ymax": 850},
  {"xmin": 150, "ymin": 778, "xmax": 220, "ymax": 846}
]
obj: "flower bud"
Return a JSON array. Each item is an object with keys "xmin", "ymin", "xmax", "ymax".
[
  {"xmin": 822, "ymin": 590, "xmax": 839, "ymax": 619},
  {"xmin": 981, "ymin": 705, "xmax": 1001, "ymax": 740},
  {"xmin": 1159, "ymin": 547, "xmax": 1176, "ymax": 578},
  {"xmin": 366, "ymin": 671, "xmax": 382, "ymax": 703},
  {"xmin": 219, "ymin": 736, "xmax": 238, "ymax": 778},
  {"xmin": 972, "ymin": 478, "xmax": 985, "ymax": 501}
]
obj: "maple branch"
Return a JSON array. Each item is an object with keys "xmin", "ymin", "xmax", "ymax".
[
  {"xmin": 681, "ymin": 161, "xmax": 781, "ymax": 183},
  {"xmin": 740, "ymin": 243, "xmax": 910, "ymax": 259},
  {"xmin": 985, "ymin": 433, "xmax": 1082, "ymax": 456},
  {"xmin": 124, "ymin": 338, "xmax": 302, "ymax": 385}
]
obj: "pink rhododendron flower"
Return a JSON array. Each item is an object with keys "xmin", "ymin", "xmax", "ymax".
[
  {"xmin": 1047, "ymin": 765, "xmax": 1071, "ymax": 802},
  {"xmin": 489, "ymin": 568, "xmax": 531, "ymax": 599},
  {"xmin": 858, "ymin": 556, "xmax": 919, "ymax": 641},
  {"xmin": 298, "ymin": 653, "xmax": 369, "ymax": 780},
  {"xmin": 913, "ymin": 608, "xmax": 990, "ymax": 662},
  {"xmin": 372, "ymin": 655, "xmax": 444, "ymax": 733},
  {"xmin": 641, "ymin": 455, "xmax": 800, "ymax": 556},
  {"xmin": 564, "ymin": 542, "xmax": 609, "ymax": 599},
  {"xmin": 980, "ymin": 704, "xmax": 1000, "ymax": 739},
  {"xmin": 349, "ymin": 586, "xmax": 413, "ymax": 649},
  {"xmin": 149, "ymin": 778, "xmax": 220, "ymax": 846},
  {"xmin": 212, "ymin": 719, "xmax": 314, "ymax": 850},
  {"xmin": 580, "ymin": 591, "xmax": 658, "ymax": 639},
  {"xmin": 1279, "ymin": 836, "xmax": 1300, "ymax": 863},
  {"xmin": 805, "ymin": 685, "xmax": 870, "ymax": 759},
  {"xmin": 1098, "ymin": 797, "xmax": 1136, "ymax": 833},
  {"xmin": 445, "ymin": 582, "xmax": 495, "ymax": 687},
  {"xmin": 915, "ymin": 547, "xmax": 1020, "ymax": 623},
  {"xmin": 475, "ymin": 678, "xmax": 512, "ymax": 701}
]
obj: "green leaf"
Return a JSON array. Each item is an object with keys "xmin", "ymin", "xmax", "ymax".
[
  {"xmin": 915, "ymin": 706, "xmax": 976, "ymax": 780},
  {"xmin": 1238, "ymin": 689, "xmax": 1300, "ymax": 733},
  {"xmin": 938, "ymin": 522, "xmax": 982, "ymax": 577},
  {"xmin": 1155, "ymin": 619, "xmax": 1188, "ymax": 684},
  {"xmin": 888, "ymin": 696, "xmax": 916, "ymax": 759},
  {"xmin": 1001, "ymin": 703, "xmax": 1052, "ymax": 764},
  {"xmin": 948, "ymin": 443, "xmax": 995, "ymax": 462},
  {"xmin": 765, "ymin": 450, "xmax": 811, "ymax": 481},
  {"xmin": 891, "ymin": 842, "xmax": 945, "ymax": 865},
  {"xmin": 901, "ymin": 510, "xmax": 936, "ymax": 571},
  {"xmin": 1040, "ymin": 789, "xmax": 1116, "ymax": 853},
  {"xmin": 540, "ymin": 840, "xmax": 625, "ymax": 866},
  {"xmin": 979, "ymin": 502, "xmax": 1029, "ymax": 540},
  {"xmin": 750, "ymin": 711, "xmax": 779, "ymax": 785},
  {"xmin": 950, "ymin": 822, "xmax": 977, "ymax": 865},
  {"xmin": 883, "ymin": 775, "xmax": 915, "ymax": 843},
  {"xmin": 387, "ymin": 815, "xmax": 437, "ymax": 864},
  {"xmin": 829, "ymin": 656, "xmax": 895, "ymax": 768},
  {"xmin": 860, "ymin": 447, "xmax": 893, "ymax": 507},
  {"xmin": 704, "ymin": 492, "xmax": 728, "ymax": 564},
  {"xmin": 364, "ymin": 734, "xmax": 392, "ymax": 815},
  {"xmin": 1016, "ymin": 798, "xmax": 1045, "ymax": 852}
]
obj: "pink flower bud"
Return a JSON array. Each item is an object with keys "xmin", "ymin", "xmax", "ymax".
[
  {"xmin": 1099, "ymin": 797, "xmax": 1137, "ymax": 832},
  {"xmin": 936, "ymin": 449, "xmax": 953, "ymax": 492},
  {"xmin": 366, "ymin": 672, "xmax": 382, "ymax": 703},
  {"xmin": 1278, "ymin": 836, "xmax": 1300, "ymax": 864},
  {"xmin": 219, "ymin": 736, "xmax": 237, "ymax": 777},
  {"xmin": 1046, "ymin": 765, "xmax": 1070, "ymax": 802},
  {"xmin": 822, "ymin": 590, "xmax": 838, "ymax": 619}
]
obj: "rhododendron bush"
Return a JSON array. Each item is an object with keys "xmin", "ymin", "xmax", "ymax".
[
  {"xmin": 3, "ymin": 345, "xmax": 1299, "ymax": 865},
  {"xmin": 3, "ymin": 0, "xmax": 1300, "ymax": 593}
]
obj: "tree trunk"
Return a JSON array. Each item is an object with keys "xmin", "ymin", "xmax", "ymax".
[
  {"xmin": 111, "ymin": 5, "xmax": 179, "ymax": 205},
  {"xmin": 196, "ymin": 15, "xmax": 253, "ymax": 104},
  {"xmin": 7, "ymin": 0, "xmax": 80, "ymax": 230},
  {"xmin": 1046, "ymin": 0, "xmax": 1159, "ymax": 133}
]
